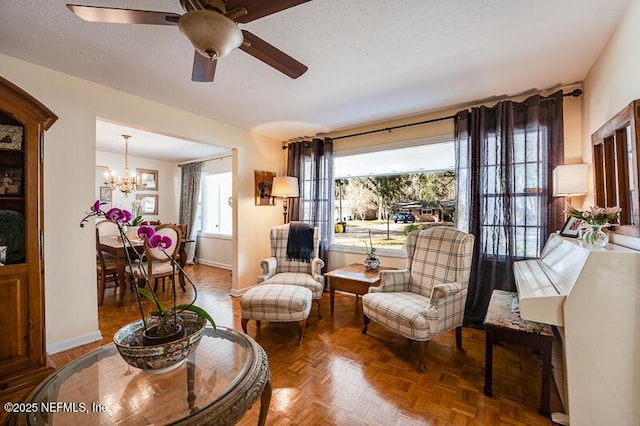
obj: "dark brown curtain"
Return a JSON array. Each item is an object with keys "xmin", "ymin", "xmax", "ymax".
[
  {"xmin": 455, "ymin": 91, "xmax": 565, "ymax": 327},
  {"xmin": 286, "ymin": 138, "xmax": 334, "ymax": 270}
]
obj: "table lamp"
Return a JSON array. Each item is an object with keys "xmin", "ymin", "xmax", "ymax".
[
  {"xmin": 552, "ymin": 164, "xmax": 589, "ymax": 206},
  {"xmin": 272, "ymin": 176, "xmax": 299, "ymax": 223}
]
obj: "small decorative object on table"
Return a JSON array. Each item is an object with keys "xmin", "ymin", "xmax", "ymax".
[
  {"xmin": 565, "ymin": 204, "xmax": 622, "ymax": 248},
  {"xmin": 362, "ymin": 230, "xmax": 381, "ymax": 270},
  {"xmin": 81, "ymin": 201, "xmax": 215, "ymax": 373}
]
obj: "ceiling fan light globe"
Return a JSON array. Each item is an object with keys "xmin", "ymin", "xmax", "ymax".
[{"xmin": 178, "ymin": 10, "xmax": 242, "ymax": 60}]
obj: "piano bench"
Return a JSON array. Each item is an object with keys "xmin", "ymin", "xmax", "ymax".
[{"xmin": 483, "ymin": 290, "xmax": 554, "ymax": 417}]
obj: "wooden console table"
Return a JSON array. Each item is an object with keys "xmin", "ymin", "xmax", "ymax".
[
  {"xmin": 8, "ymin": 327, "xmax": 272, "ymax": 425},
  {"xmin": 325, "ymin": 263, "xmax": 396, "ymax": 314}
]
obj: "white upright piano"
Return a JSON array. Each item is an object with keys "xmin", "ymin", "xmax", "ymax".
[{"xmin": 513, "ymin": 233, "xmax": 640, "ymax": 426}]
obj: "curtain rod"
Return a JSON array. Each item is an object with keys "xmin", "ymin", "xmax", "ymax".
[
  {"xmin": 331, "ymin": 89, "xmax": 583, "ymax": 142},
  {"xmin": 178, "ymin": 153, "xmax": 232, "ymax": 166}
]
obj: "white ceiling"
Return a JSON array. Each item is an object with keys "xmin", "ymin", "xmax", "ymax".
[
  {"xmin": 95, "ymin": 120, "xmax": 230, "ymax": 162},
  {"xmin": 0, "ymin": 0, "xmax": 631, "ymax": 161}
]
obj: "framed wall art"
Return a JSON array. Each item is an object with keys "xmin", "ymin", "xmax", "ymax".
[
  {"xmin": 136, "ymin": 194, "xmax": 158, "ymax": 215},
  {"xmin": 137, "ymin": 168, "xmax": 158, "ymax": 191},
  {"xmin": 0, "ymin": 124, "xmax": 24, "ymax": 151},
  {"xmin": 255, "ymin": 170, "xmax": 275, "ymax": 206},
  {"xmin": 99, "ymin": 186, "xmax": 112, "ymax": 202},
  {"xmin": 0, "ymin": 167, "xmax": 23, "ymax": 195}
]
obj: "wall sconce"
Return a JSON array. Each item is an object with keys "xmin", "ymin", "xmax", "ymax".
[
  {"xmin": 271, "ymin": 176, "xmax": 299, "ymax": 223},
  {"xmin": 553, "ymin": 164, "xmax": 589, "ymax": 205}
]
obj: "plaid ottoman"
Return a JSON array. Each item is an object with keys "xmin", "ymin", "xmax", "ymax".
[{"xmin": 240, "ymin": 284, "xmax": 312, "ymax": 345}]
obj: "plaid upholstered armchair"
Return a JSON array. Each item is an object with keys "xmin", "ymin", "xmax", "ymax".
[
  {"xmin": 362, "ymin": 227, "xmax": 474, "ymax": 372},
  {"xmin": 258, "ymin": 222, "xmax": 325, "ymax": 318}
]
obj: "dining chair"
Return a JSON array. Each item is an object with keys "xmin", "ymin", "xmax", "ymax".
[
  {"xmin": 95, "ymin": 220, "xmax": 120, "ymax": 265},
  {"xmin": 124, "ymin": 224, "xmax": 182, "ymax": 293},
  {"xmin": 96, "ymin": 219, "xmax": 120, "ymax": 237},
  {"xmin": 95, "ymin": 228, "xmax": 119, "ymax": 305},
  {"xmin": 176, "ymin": 223, "xmax": 188, "ymax": 239}
]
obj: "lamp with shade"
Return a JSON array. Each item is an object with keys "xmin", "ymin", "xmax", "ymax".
[
  {"xmin": 271, "ymin": 176, "xmax": 299, "ymax": 223},
  {"xmin": 552, "ymin": 164, "xmax": 589, "ymax": 206}
]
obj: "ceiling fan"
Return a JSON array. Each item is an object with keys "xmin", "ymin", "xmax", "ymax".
[{"xmin": 66, "ymin": 0, "xmax": 309, "ymax": 82}]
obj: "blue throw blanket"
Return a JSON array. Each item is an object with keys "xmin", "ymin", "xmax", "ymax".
[{"xmin": 286, "ymin": 222, "xmax": 314, "ymax": 262}]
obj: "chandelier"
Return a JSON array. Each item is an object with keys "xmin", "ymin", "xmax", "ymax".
[{"xmin": 104, "ymin": 135, "xmax": 146, "ymax": 197}]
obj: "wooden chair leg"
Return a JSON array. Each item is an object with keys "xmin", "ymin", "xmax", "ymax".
[
  {"xmin": 135, "ymin": 276, "xmax": 145, "ymax": 290},
  {"xmin": 315, "ymin": 299, "xmax": 322, "ymax": 319},
  {"xmin": 241, "ymin": 318, "xmax": 249, "ymax": 333},
  {"xmin": 297, "ymin": 318, "xmax": 307, "ymax": 345},
  {"xmin": 362, "ymin": 314, "xmax": 370, "ymax": 334},
  {"xmin": 416, "ymin": 340, "xmax": 429, "ymax": 373},
  {"xmin": 98, "ymin": 271, "xmax": 105, "ymax": 306},
  {"xmin": 455, "ymin": 326, "xmax": 463, "ymax": 350}
]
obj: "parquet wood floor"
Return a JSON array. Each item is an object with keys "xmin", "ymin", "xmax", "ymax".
[{"xmin": 2, "ymin": 265, "xmax": 559, "ymax": 425}]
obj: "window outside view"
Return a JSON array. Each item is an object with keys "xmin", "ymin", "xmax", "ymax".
[
  {"xmin": 198, "ymin": 171, "xmax": 232, "ymax": 235},
  {"xmin": 333, "ymin": 142, "xmax": 456, "ymax": 251}
]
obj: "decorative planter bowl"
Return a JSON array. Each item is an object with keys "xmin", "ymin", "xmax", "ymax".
[
  {"xmin": 364, "ymin": 255, "xmax": 381, "ymax": 270},
  {"xmin": 114, "ymin": 312, "xmax": 207, "ymax": 374}
]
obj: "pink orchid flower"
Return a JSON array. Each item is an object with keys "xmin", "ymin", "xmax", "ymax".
[{"xmin": 148, "ymin": 234, "xmax": 173, "ymax": 250}]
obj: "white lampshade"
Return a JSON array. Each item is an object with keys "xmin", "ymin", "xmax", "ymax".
[
  {"xmin": 272, "ymin": 176, "xmax": 299, "ymax": 198},
  {"xmin": 553, "ymin": 164, "xmax": 589, "ymax": 196}
]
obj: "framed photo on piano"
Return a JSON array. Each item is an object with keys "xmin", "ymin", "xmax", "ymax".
[{"xmin": 560, "ymin": 216, "xmax": 583, "ymax": 238}]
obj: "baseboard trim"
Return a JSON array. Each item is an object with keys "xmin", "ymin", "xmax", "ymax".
[
  {"xmin": 229, "ymin": 285, "xmax": 255, "ymax": 298},
  {"xmin": 47, "ymin": 330, "xmax": 103, "ymax": 355},
  {"xmin": 197, "ymin": 259, "xmax": 232, "ymax": 270}
]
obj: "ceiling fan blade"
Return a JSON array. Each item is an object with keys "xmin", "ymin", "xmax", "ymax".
[
  {"xmin": 191, "ymin": 51, "xmax": 217, "ymax": 82},
  {"xmin": 239, "ymin": 30, "xmax": 307, "ymax": 79},
  {"xmin": 66, "ymin": 4, "xmax": 180, "ymax": 25},
  {"xmin": 226, "ymin": 0, "xmax": 310, "ymax": 23}
]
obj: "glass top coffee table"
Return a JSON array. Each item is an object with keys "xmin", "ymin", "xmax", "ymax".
[{"xmin": 10, "ymin": 327, "xmax": 271, "ymax": 425}]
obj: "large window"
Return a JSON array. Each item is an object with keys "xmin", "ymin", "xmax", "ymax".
[
  {"xmin": 198, "ymin": 172, "xmax": 232, "ymax": 235},
  {"xmin": 481, "ymin": 129, "xmax": 546, "ymax": 259},
  {"xmin": 332, "ymin": 141, "xmax": 455, "ymax": 252}
]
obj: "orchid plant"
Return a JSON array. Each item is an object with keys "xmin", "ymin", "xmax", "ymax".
[
  {"xmin": 81, "ymin": 200, "xmax": 214, "ymax": 341},
  {"xmin": 361, "ymin": 230, "xmax": 378, "ymax": 259},
  {"xmin": 127, "ymin": 199, "xmax": 143, "ymax": 226}
]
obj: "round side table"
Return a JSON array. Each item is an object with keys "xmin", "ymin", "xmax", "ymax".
[{"xmin": 9, "ymin": 327, "xmax": 271, "ymax": 425}]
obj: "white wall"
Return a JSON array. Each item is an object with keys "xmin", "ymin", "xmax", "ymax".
[
  {"xmin": 96, "ymin": 151, "xmax": 179, "ymax": 223},
  {"xmin": 582, "ymin": 0, "xmax": 640, "ymax": 251},
  {"xmin": 0, "ymin": 53, "xmax": 283, "ymax": 352}
]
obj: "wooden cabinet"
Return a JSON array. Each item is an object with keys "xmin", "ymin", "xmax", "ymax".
[{"xmin": 0, "ymin": 76, "xmax": 57, "ymax": 394}]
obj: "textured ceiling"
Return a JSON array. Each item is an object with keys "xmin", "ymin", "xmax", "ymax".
[{"xmin": 0, "ymin": 0, "xmax": 631, "ymax": 159}]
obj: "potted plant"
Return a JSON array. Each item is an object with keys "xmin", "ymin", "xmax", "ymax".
[
  {"xmin": 81, "ymin": 200, "xmax": 215, "ymax": 373},
  {"xmin": 362, "ymin": 229, "xmax": 381, "ymax": 270},
  {"xmin": 565, "ymin": 204, "xmax": 622, "ymax": 248}
]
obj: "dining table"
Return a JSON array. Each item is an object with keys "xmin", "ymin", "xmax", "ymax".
[{"xmin": 98, "ymin": 235, "xmax": 195, "ymax": 307}]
